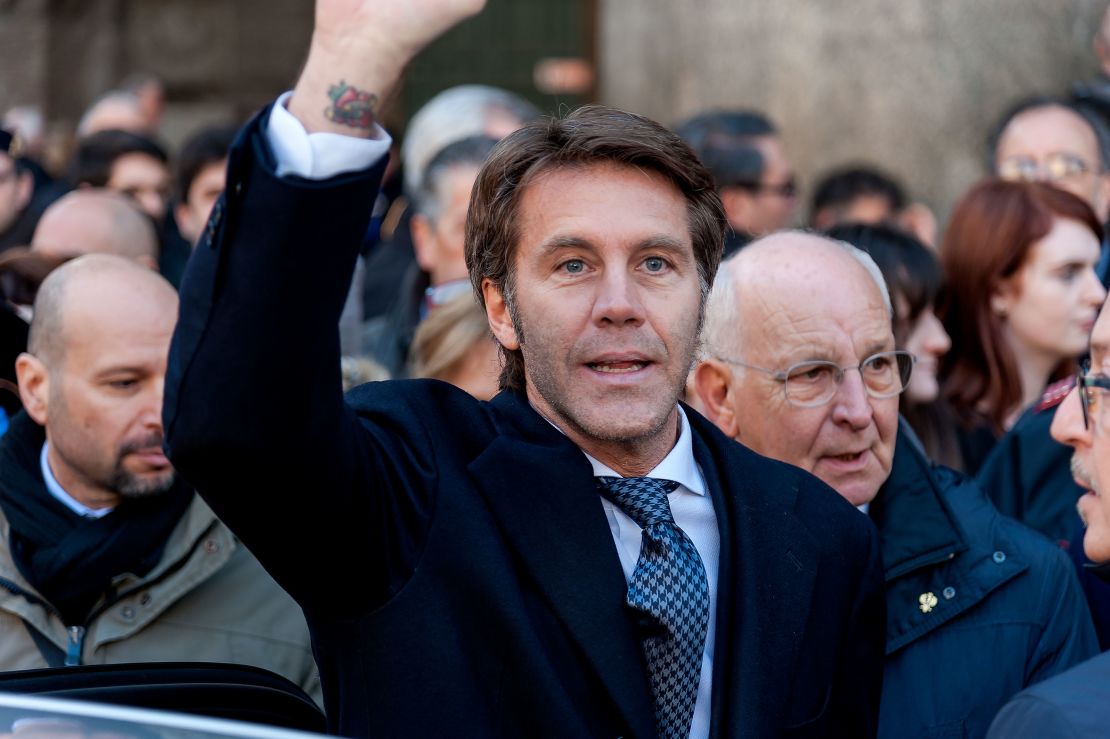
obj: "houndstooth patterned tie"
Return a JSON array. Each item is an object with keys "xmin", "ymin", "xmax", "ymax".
[{"xmin": 596, "ymin": 475, "xmax": 710, "ymax": 739}]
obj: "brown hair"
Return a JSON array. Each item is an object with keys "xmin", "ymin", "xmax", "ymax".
[
  {"xmin": 939, "ymin": 178, "xmax": 1103, "ymax": 432},
  {"xmin": 409, "ymin": 292, "xmax": 493, "ymax": 382},
  {"xmin": 464, "ymin": 104, "xmax": 727, "ymax": 392}
]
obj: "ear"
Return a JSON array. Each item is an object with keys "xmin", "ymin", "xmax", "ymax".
[
  {"xmin": 990, "ymin": 279, "xmax": 1016, "ymax": 318},
  {"xmin": 14, "ymin": 352, "xmax": 49, "ymax": 426},
  {"xmin": 410, "ymin": 214, "xmax": 437, "ymax": 273},
  {"xmin": 482, "ymin": 278, "xmax": 519, "ymax": 351},
  {"xmin": 719, "ymin": 187, "xmax": 754, "ymax": 226},
  {"xmin": 693, "ymin": 359, "xmax": 740, "ymax": 439}
]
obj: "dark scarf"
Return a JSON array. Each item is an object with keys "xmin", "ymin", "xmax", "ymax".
[{"xmin": 0, "ymin": 412, "xmax": 194, "ymax": 625}]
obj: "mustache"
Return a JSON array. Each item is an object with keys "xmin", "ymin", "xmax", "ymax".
[
  {"xmin": 1071, "ymin": 455, "xmax": 1098, "ymax": 493},
  {"xmin": 118, "ymin": 432, "xmax": 166, "ymax": 457}
]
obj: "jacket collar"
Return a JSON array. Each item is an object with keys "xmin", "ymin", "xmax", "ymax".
[
  {"xmin": 470, "ymin": 390, "xmax": 657, "ymax": 739},
  {"xmin": 684, "ymin": 407, "xmax": 820, "ymax": 737},
  {"xmin": 870, "ymin": 420, "xmax": 968, "ymax": 580}
]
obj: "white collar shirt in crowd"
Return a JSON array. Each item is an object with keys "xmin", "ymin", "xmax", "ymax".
[{"xmin": 40, "ymin": 442, "xmax": 114, "ymax": 519}]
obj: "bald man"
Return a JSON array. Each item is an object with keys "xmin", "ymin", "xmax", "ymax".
[
  {"xmin": 31, "ymin": 190, "xmax": 158, "ymax": 269},
  {"xmin": 0, "ymin": 255, "xmax": 319, "ymax": 700},
  {"xmin": 694, "ymin": 233, "xmax": 1097, "ymax": 739}
]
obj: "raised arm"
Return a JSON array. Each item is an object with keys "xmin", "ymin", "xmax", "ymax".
[
  {"xmin": 289, "ymin": 0, "xmax": 485, "ymax": 135},
  {"xmin": 164, "ymin": 0, "xmax": 484, "ymax": 608}
]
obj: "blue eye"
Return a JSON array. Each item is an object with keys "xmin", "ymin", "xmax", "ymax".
[
  {"xmin": 564, "ymin": 259, "xmax": 585, "ymax": 274},
  {"xmin": 644, "ymin": 257, "xmax": 666, "ymax": 272}
]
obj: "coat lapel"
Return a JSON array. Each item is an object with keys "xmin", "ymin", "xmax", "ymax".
[
  {"xmin": 468, "ymin": 392, "xmax": 656, "ymax": 739},
  {"xmin": 685, "ymin": 408, "xmax": 821, "ymax": 737}
]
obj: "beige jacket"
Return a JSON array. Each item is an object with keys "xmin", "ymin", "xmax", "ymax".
[{"xmin": 0, "ymin": 496, "xmax": 321, "ymax": 704}]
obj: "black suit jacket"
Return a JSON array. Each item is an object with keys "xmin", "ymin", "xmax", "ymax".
[{"xmin": 164, "ymin": 108, "xmax": 885, "ymax": 738}]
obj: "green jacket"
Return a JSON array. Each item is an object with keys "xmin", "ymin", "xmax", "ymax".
[{"xmin": 0, "ymin": 494, "xmax": 321, "ymax": 704}]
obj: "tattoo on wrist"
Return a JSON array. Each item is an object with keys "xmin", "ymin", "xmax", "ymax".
[{"xmin": 324, "ymin": 80, "xmax": 378, "ymax": 130}]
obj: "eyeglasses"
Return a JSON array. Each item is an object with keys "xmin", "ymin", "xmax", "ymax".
[
  {"xmin": 749, "ymin": 177, "xmax": 797, "ymax": 198},
  {"xmin": 717, "ymin": 350, "xmax": 915, "ymax": 407},
  {"xmin": 998, "ymin": 152, "xmax": 1098, "ymax": 184},
  {"xmin": 1077, "ymin": 361, "xmax": 1110, "ymax": 430}
]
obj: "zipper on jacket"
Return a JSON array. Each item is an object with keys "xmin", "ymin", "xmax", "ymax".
[{"xmin": 64, "ymin": 625, "xmax": 85, "ymax": 666}]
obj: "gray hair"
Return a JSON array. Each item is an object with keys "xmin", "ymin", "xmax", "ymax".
[
  {"xmin": 701, "ymin": 234, "xmax": 892, "ymax": 361},
  {"xmin": 402, "ymin": 85, "xmax": 540, "ymax": 197}
]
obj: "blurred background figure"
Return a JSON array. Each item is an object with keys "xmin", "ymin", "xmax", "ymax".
[
  {"xmin": 161, "ymin": 123, "xmax": 237, "ymax": 288},
  {"xmin": 75, "ymin": 91, "xmax": 149, "ymax": 139},
  {"xmin": 31, "ymin": 190, "xmax": 159, "ymax": 270},
  {"xmin": 362, "ymin": 85, "xmax": 540, "ymax": 324},
  {"xmin": 408, "ymin": 292, "xmax": 500, "ymax": 401},
  {"xmin": 941, "ymin": 180, "xmax": 1106, "ymax": 544},
  {"xmin": 0, "ymin": 130, "xmax": 38, "ymax": 255},
  {"xmin": 68, "ymin": 130, "xmax": 170, "ymax": 223},
  {"xmin": 1072, "ymin": 2, "xmax": 1110, "ymax": 133},
  {"xmin": 675, "ymin": 109, "xmax": 796, "ymax": 255},
  {"xmin": 362, "ymin": 135, "xmax": 499, "ymax": 376},
  {"xmin": 172, "ymin": 124, "xmax": 235, "ymax": 246},
  {"xmin": 812, "ymin": 166, "xmax": 938, "ymax": 248},
  {"xmin": 825, "ymin": 223, "xmax": 956, "ymax": 466},
  {"xmin": 118, "ymin": 73, "xmax": 166, "ymax": 134},
  {"xmin": 990, "ymin": 97, "xmax": 1110, "ymax": 281}
]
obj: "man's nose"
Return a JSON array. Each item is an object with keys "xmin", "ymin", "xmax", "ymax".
[
  {"xmin": 593, "ymin": 269, "xmax": 645, "ymax": 326},
  {"xmin": 830, "ymin": 369, "xmax": 873, "ymax": 429},
  {"xmin": 1051, "ymin": 386, "xmax": 1090, "ymax": 448},
  {"xmin": 142, "ymin": 375, "xmax": 166, "ymax": 430}
]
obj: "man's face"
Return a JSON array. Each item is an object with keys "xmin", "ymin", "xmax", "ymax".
[
  {"xmin": 0, "ymin": 153, "xmax": 32, "ymax": 235},
  {"xmin": 107, "ymin": 153, "xmax": 170, "ymax": 221},
  {"xmin": 1052, "ymin": 301, "xmax": 1110, "ymax": 562},
  {"xmin": 491, "ymin": 163, "xmax": 703, "ymax": 453},
  {"xmin": 704, "ymin": 247, "xmax": 899, "ymax": 505},
  {"xmin": 412, "ymin": 164, "xmax": 478, "ymax": 286},
  {"xmin": 747, "ymin": 135, "xmax": 796, "ymax": 234},
  {"xmin": 995, "ymin": 106, "xmax": 1110, "ymax": 222},
  {"xmin": 21, "ymin": 275, "xmax": 177, "ymax": 506},
  {"xmin": 175, "ymin": 159, "xmax": 227, "ymax": 244}
]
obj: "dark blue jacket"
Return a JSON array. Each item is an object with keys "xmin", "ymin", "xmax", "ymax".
[
  {"xmin": 870, "ymin": 424, "xmax": 1098, "ymax": 739},
  {"xmin": 977, "ymin": 385, "xmax": 1081, "ymax": 546},
  {"xmin": 163, "ymin": 107, "xmax": 886, "ymax": 739},
  {"xmin": 986, "ymin": 650, "xmax": 1110, "ymax": 738}
]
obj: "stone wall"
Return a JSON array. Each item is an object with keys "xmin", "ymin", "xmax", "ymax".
[{"xmin": 599, "ymin": 0, "xmax": 1108, "ymax": 221}]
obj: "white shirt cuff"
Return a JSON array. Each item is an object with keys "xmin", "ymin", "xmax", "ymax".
[{"xmin": 266, "ymin": 91, "xmax": 392, "ymax": 179}]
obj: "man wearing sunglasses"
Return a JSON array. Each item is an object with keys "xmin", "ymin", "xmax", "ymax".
[
  {"xmin": 675, "ymin": 110, "xmax": 797, "ymax": 256},
  {"xmin": 987, "ymin": 298, "xmax": 1110, "ymax": 737},
  {"xmin": 695, "ymin": 232, "xmax": 1097, "ymax": 739}
]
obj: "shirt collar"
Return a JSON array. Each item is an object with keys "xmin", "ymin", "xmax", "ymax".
[
  {"xmin": 39, "ymin": 442, "xmax": 114, "ymax": 519},
  {"xmin": 582, "ymin": 406, "xmax": 707, "ymax": 496}
]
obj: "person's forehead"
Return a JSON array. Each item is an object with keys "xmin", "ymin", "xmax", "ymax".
[
  {"xmin": 61, "ymin": 281, "xmax": 176, "ymax": 362},
  {"xmin": 517, "ymin": 162, "xmax": 689, "ymax": 233},
  {"xmin": 998, "ymin": 107, "xmax": 1100, "ymax": 162},
  {"xmin": 739, "ymin": 249, "xmax": 891, "ymax": 363}
]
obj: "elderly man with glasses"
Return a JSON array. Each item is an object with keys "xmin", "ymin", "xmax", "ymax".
[
  {"xmin": 694, "ymin": 231, "xmax": 1097, "ymax": 739},
  {"xmin": 986, "ymin": 294, "xmax": 1110, "ymax": 737}
]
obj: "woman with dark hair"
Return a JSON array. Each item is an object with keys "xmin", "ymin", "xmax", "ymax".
[
  {"xmin": 826, "ymin": 223, "xmax": 958, "ymax": 465},
  {"xmin": 940, "ymin": 179, "xmax": 1106, "ymax": 475}
]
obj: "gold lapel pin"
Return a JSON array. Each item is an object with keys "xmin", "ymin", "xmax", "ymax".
[{"xmin": 919, "ymin": 592, "xmax": 938, "ymax": 614}]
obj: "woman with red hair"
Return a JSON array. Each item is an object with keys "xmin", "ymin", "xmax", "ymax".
[{"xmin": 941, "ymin": 179, "xmax": 1106, "ymax": 485}]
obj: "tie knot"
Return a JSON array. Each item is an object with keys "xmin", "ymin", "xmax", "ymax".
[{"xmin": 595, "ymin": 476, "xmax": 679, "ymax": 529}]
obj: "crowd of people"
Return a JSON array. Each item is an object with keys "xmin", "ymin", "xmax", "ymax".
[{"xmin": 5, "ymin": 0, "xmax": 1110, "ymax": 736}]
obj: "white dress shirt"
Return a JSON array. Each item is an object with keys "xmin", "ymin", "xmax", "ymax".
[
  {"xmin": 265, "ymin": 98, "xmax": 720, "ymax": 737},
  {"xmin": 40, "ymin": 443, "xmax": 114, "ymax": 518}
]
